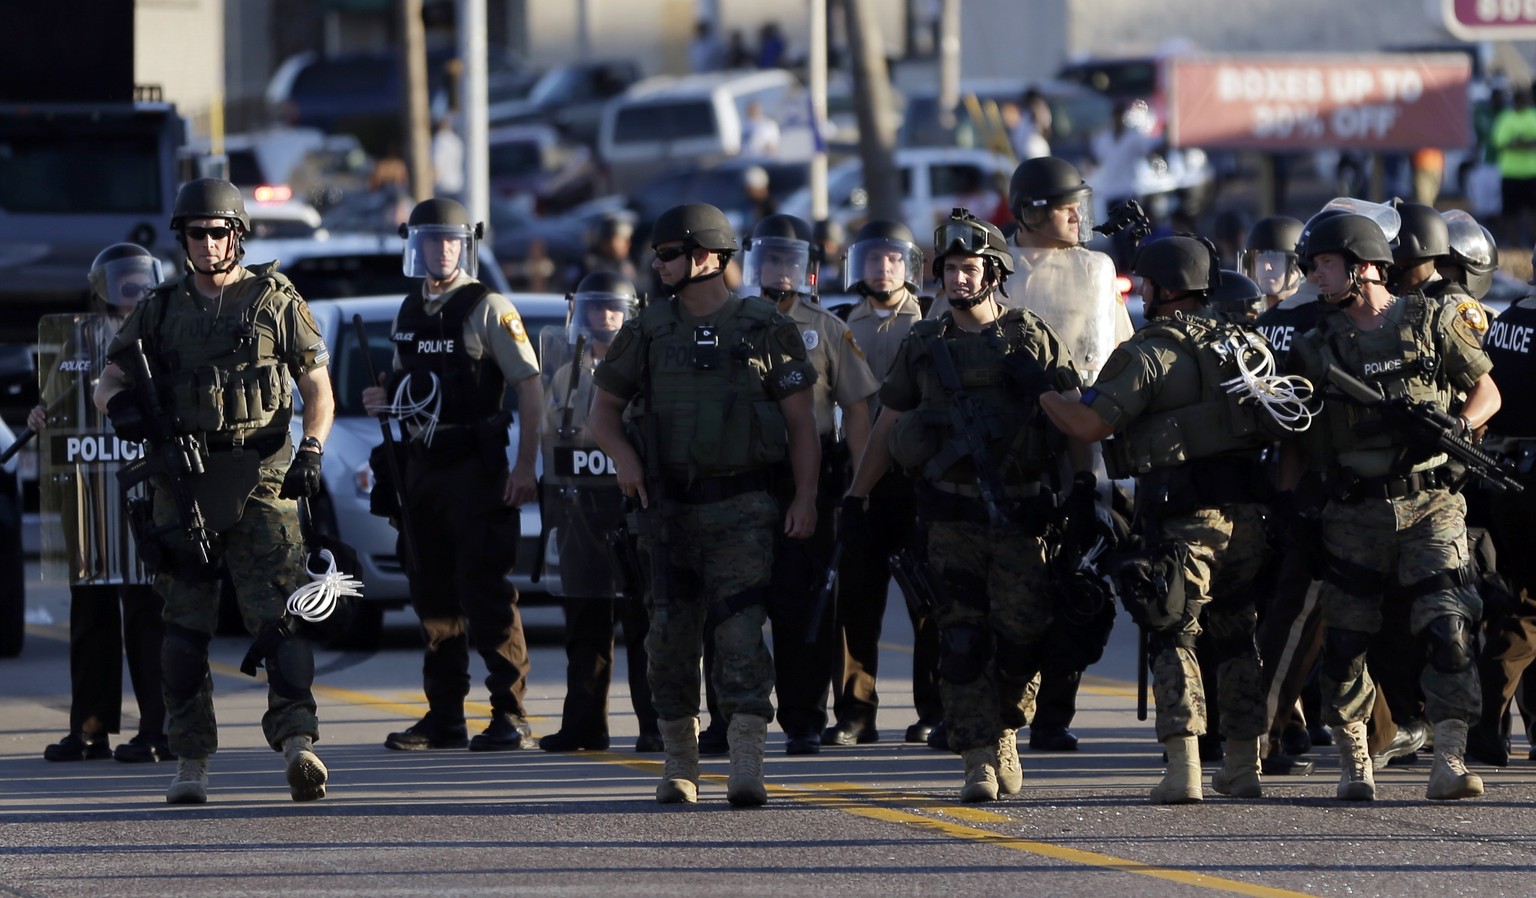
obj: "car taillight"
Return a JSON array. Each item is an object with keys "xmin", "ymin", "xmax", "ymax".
[
  {"xmin": 1115, "ymin": 274, "xmax": 1135, "ymax": 299},
  {"xmin": 253, "ymin": 184, "xmax": 293, "ymax": 203}
]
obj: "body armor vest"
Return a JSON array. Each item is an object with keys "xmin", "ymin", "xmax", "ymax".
[
  {"xmin": 142, "ymin": 263, "xmax": 293, "ymax": 443},
  {"xmin": 1485, "ymin": 300, "xmax": 1536, "ymax": 438},
  {"xmin": 636, "ymin": 295, "xmax": 788, "ymax": 480},
  {"xmin": 1254, "ymin": 299, "xmax": 1325, "ymax": 356},
  {"xmin": 1103, "ymin": 312, "xmax": 1277, "ymax": 478},
  {"xmin": 392, "ymin": 282, "xmax": 504, "ymax": 425},
  {"xmin": 895, "ymin": 309, "xmax": 1060, "ymax": 487}
]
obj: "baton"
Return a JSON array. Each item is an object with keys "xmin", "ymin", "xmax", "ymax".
[
  {"xmin": 0, "ymin": 427, "xmax": 35, "ymax": 466},
  {"xmin": 353, "ymin": 314, "xmax": 420, "ymax": 578}
]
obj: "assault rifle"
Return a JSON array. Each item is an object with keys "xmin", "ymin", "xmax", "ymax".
[
  {"xmin": 1324, "ymin": 364, "xmax": 1523, "ymax": 494},
  {"xmin": 921, "ymin": 334, "xmax": 1013, "ymax": 526},
  {"xmin": 115, "ymin": 339, "xmax": 216, "ymax": 568}
]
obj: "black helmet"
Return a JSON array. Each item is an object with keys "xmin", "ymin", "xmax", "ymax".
[
  {"xmin": 845, "ymin": 219, "xmax": 923, "ymax": 294},
  {"xmin": 170, "ymin": 178, "xmax": 251, "ymax": 232},
  {"xmin": 1246, "ymin": 216, "xmax": 1304, "ymax": 254},
  {"xmin": 1240, "ymin": 215, "xmax": 1303, "ymax": 296},
  {"xmin": 88, "ymin": 243, "xmax": 163, "ymax": 308},
  {"xmin": 743, "ymin": 214, "xmax": 814, "ymax": 298},
  {"xmin": 1133, "ymin": 236, "xmax": 1213, "ymax": 293},
  {"xmin": 1391, "ymin": 200, "xmax": 1451, "ymax": 263},
  {"xmin": 401, "ymin": 197, "xmax": 483, "ymax": 279},
  {"xmin": 650, "ymin": 202, "xmax": 738, "ymax": 254},
  {"xmin": 1295, "ymin": 207, "xmax": 1352, "ymax": 263},
  {"xmin": 813, "ymin": 218, "xmax": 845, "ymax": 247},
  {"xmin": 1008, "ymin": 156, "xmax": 1090, "ymax": 213},
  {"xmin": 569, "ymin": 270, "xmax": 639, "ymax": 344},
  {"xmin": 1300, "ymin": 213, "xmax": 1393, "ymax": 267},
  {"xmin": 1440, "ymin": 211, "xmax": 1498, "ymax": 298},
  {"xmin": 1207, "ymin": 269, "xmax": 1265, "ymax": 321},
  {"xmin": 931, "ymin": 208, "xmax": 1013, "ymax": 282}
]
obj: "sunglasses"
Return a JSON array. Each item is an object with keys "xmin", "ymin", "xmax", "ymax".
[
  {"xmin": 654, "ymin": 245, "xmax": 691, "ymax": 262},
  {"xmin": 118, "ymin": 283, "xmax": 150, "ymax": 300},
  {"xmin": 184, "ymin": 225, "xmax": 233, "ymax": 241}
]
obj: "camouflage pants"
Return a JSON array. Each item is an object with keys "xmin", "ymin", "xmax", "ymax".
[
  {"xmin": 643, "ymin": 490, "xmax": 777, "ymax": 723},
  {"xmin": 154, "ymin": 467, "xmax": 315, "ymax": 757},
  {"xmin": 927, "ymin": 518, "xmax": 1055, "ymax": 753},
  {"xmin": 1149, "ymin": 505, "xmax": 1270, "ymax": 743},
  {"xmin": 1317, "ymin": 488, "xmax": 1481, "ymax": 726}
]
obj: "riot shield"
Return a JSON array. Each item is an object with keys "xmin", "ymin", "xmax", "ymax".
[
  {"xmin": 1009, "ymin": 244, "xmax": 1125, "ymax": 383},
  {"xmin": 537, "ymin": 325, "xmax": 623, "ymax": 599},
  {"xmin": 36, "ymin": 313, "xmax": 149, "ymax": 585}
]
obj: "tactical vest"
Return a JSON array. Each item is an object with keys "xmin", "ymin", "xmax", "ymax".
[
  {"xmin": 635, "ymin": 295, "xmax": 788, "ymax": 480},
  {"xmin": 1313, "ymin": 292, "xmax": 1448, "ymax": 472},
  {"xmin": 890, "ymin": 309, "xmax": 1059, "ymax": 487},
  {"xmin": 1485, "ymin": 300, "xmax": 1536, "ymax": 438},
  {"xmin": 141, "ymin": 263, "xmax": 294, "ymax": 444},
  {"xmin": 1103, "ymin": 312, "xmax": 1277, "ymax": 478},
  {"xmin": 392, "ymin": 282, "xmax": 505, "ymax": 425},
  {"xmin": 1253, "ymin": 299, "xmax": 1325, "ymax": 357}
]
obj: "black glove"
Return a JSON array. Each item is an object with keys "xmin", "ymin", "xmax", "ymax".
[
  {"xmin": 280, "ymin": 448, "xmax": 324, "ymax": 499},
  {"xmin": 1002, "ymin": 350, "xmax": 1052, "ymax": 399},
  {"xmin": 105, "ymin": 391, "xmax": 149, "ymax": 443},
  {"xmin": 1057, "ymin": 472, "xmax": 1115, "ymax": 569},
  {"xmin": 839, "ymin": 495, "xmax": 870, "ymax": 550}
]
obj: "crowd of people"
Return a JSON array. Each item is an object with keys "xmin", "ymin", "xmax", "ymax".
[{"xmin": 30, "ymin": 155, "xmax": 1536, "ymax": 810}]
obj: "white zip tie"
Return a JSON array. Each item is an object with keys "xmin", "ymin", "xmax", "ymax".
[
  {"xmin": 1217, "ymin": 332, "xmax": 1316, "ymax": 433},
  {"xmin": 286, "ymin": 548, "xmax": 365, "ymax": 622},
  {"xmin": 381, "ymin": 371, "xmax": 443, "ymax": 446}
]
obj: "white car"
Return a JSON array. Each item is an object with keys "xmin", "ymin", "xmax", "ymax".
[{"xmin": 294, "ymin": 293, "xmax": 570, "ymax": 646}]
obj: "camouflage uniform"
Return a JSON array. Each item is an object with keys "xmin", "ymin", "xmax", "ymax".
[
  {"xmin": 593, "ymin": 294, "xmax": 815, "ymax": 723},
  {"xmin": 108, "ymin": 265, "xmax": 328, "ymax": 758},
  {"xmin": 880, "ymin": 308, "xmax": 1080, "ymax": 753}
]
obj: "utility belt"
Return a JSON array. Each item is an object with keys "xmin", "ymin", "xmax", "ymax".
[
  {"xmin": 200, "ymin": 430, "xmax": 289, "ymax": 460},
  {"xmin": 1135, "ymin": 455, "xmax": 1269, "ymax": 521},
  {"xmin": 408, "ymin": 411, "xmax": 512, "ymax": 467},
  {"xmin": 916, "ymin": 479, "xmax": 1054, "ymax": 535},
  {"xmin": 665, "ymin": 470, "xmax": 772, "ymax": 505},
  {"xmin": 1332, "ymin": 465, "xmax": 1453, "ymax": 503}
]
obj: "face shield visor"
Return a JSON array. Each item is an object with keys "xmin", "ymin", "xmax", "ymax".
[
  {"xmin": 98, "ymin": 255, "xmax": 164, "ymax": 309},
  {"xmin": 845, "ymin": 237, "xmax": 922, "ymax": 293},
  {"xmin": 404, "ymin": 223, "xmax": 477, "ymax": 280},
  {"xmin": 741, "ymin": 236, "xmax": 812, "ymax": 298},
  {"xmin": 567, "ymin": 291, "xmax": 638, "ymax": 345},
  {"xmin": 1239, "ymin": 249, "xmax": 1299, "ymax": 297}
]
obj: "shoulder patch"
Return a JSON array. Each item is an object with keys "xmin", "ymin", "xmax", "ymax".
[
  {"xmin": 1455, "ymin": 299, "xmax": 1489, "ymax": 336},
  {"xmin": 842, "ymin": 329, "xmax": 865, "ymax": 360},
  {"xmin": 501, "ymin": 311, "xmax": 529, "ymax": 344},
  {"xmin": 296, "ymin": 299, "xmax": 319, "ymax": 334}
]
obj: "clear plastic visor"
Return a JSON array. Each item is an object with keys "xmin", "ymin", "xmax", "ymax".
[
  {"xmin": 567, "ymin": 291, "xmax": 637, "ymax": 345},
  {"xmin": 404, "ymin": 224, "xmax": 477, "ymax": 280},
  {"xmin": 100, "ymin": 256, "xmax": 164, "ymax": 308},
  {"xmin": 1240, "ymin": 249, "xmax": 1298, "ymax": 296},
  {"xmin": 1026, "ymin": 192, "xmax": 1095, "ymax": 245},
  {"xmin": 845, "ymin": 237, "xmax": 922, "ymax": 292},
  {"xmin": 742, "ymin": 236, "xmax": 812, "ymax": 296}
]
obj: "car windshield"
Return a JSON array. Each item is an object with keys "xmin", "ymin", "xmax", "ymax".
[
  {"xmin": 613, "ymin": 101, "xmax": 716, "ymax": 143},
  {"xmin": 281, "ymin": 253, "xmax": 412, "ymax": 299},
  {"xmin": 0, "ymin": 126, "xmax": 163, "ymax": 214}
]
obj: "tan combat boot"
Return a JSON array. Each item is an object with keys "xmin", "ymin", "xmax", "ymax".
[
  {"xmin": 996, "ymin": 729, "xmax": 1023, "ymax": 795},
  {"xmin": 656, "ymin": 717, "xmax": 701, "ymax": 804},
  {"xmin": 166, "ymin": 756, "xmax": 209, "ymax": 804},
  {"xmin": 282, "ymin": 735, "xmax": 328, "ymax": 802},
  {"xmin": 1211, "ymin": 737, "xmax": 1263, "ymax": 798},
  {"xmin": 1150, "ymin": 736, "xmax": 1203, "ymax": 804},
  {"xmin": 726, "ymin": 714, "xmax": 769, "ymax": 807},
  {"xmin": 960, "ymin": 745, "xmax": 1000, "ymax": 803},
  {"xmin": 1333, "ymin": 721, "xmax": 1375, "ymax": 801},
  {"xmin": 1427, "ymin": 719, "xmax": 1486, "ymax": 801}
]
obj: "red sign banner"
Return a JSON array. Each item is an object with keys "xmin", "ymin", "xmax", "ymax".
[
  {"xmin": 1445, "ymin": 0, "xmax": 1536, "ymax": 39},
  {"xmin": 1166, "ymin": 55, "xmax": 1471, "ymax": 151}
]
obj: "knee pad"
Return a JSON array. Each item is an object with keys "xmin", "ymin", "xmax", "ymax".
[
  {"xmin": 162, "ymin": 623, "xmax": 211, "ymax": 703},
  {"xmin": 938, "ymin": 623, "xmax": 989, "ymax": 685},
  {"xmin": 1322, "ymin": 627, "xmax": 1372, "ymax": 683},
  {"xmin": 266, "ymin": 635, "xmax": 317, "ymax": 700},
  {"xmin": 1425, "ymin": 614, "xmax": 1475, "ymax": 674},
  {"xmin": 993, "ymin": 633, "xmax": 1043, "ymax": 686}
]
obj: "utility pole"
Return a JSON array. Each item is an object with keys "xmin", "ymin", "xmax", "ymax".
[
  {"xmin": 938, "ymin": 0, "xmax": 959, "ymax": 130},
  {"xmin": 400, "ymin": 0, "xmax": 432, "ymax": 202},
  {"xmin": 844, "ymin": 0, "xmax": 901, "ymax": 225},
  {"xmin": 457, "ymin": 0, "xmax": 489, "ymax": 228},
  {"xmin": 809, "ymin": 0, "xmax": 828, "ymax": 224}
]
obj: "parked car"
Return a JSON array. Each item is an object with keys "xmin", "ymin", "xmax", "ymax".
[
  {"xmin": 627, "ymin": 156, "xmax": 812, "ymax": 239},
  {"xmin": 291, "ymin": 293, "xmax": 569, "ymax": 647},
  {"xmin": 488, "ymin": 59, "xmax": 642, "ymax": 147},
  {"xmin": 488, "ymin": 124, "xmax": 604, "ymax": 215},
  {"xmin": 239, "ymin": 232, "xmax": 513, "ymax": 299}
]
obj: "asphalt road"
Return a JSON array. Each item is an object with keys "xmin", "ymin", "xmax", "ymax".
[{"xmin": 3, "ymin": 564, "xmax": 1536, "ymax": 898}]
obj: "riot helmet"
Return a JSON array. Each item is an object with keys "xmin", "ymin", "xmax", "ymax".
[
  {"xmin": 650, "ymin": 202, "xmax": 738, "ymax": 294},
  {"xmin": 845, "ymin": 219, "xmax": 923, "ymax": 296},
  {"xmin": 1300, "ymin": 212, "xmax": 1392, "ymax": 305},
  {"xmin": 1239, "ymin": 215, "xmax": 1303, "ymax": 297},
  {"xmin": 1441, "ymin": 210, "xmax": 1498, "ymax": 299},
  {"xmin": 171, "ymin": 178, "xmax": 250, "ymax": 274},
  {"xmin": 400, "ymin": 198, "xmax": 482, "ymax": 280},
  {"xmin": 1133, "ymin": 235, "xmax": 1214, "ymax": 295},
  {"xmin": 88, "ymin": 243, "xmax": 163, "ymax": 310},
  {"xmin": 1390, "ymin": 199, "xmax": 1451, "ymax": 263},
  {"xmin": 742, "ymin": 214, "xmax": 814, "ymax": 300},
  {"xmin": 1207, "ymin": 269, "xmax": 1266, "ymax": 322},
  {"xmin": 1008, "ymin": 155, "xmax": 1094, "ymax": 244},
  {"xmin": 932, "ymin": 208, "xmax": 1013, "ymax": 308},
  {"xmin": 568, "ymin": 270, "xmax": 638, "ymax": 346}
]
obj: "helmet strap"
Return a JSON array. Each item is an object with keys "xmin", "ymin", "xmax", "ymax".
[{"xmin": 855, "ymin": 281, "xmax": 894, "ymax": 301}]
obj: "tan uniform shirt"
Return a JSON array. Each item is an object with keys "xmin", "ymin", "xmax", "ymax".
[
  {"xmin": 782, "ymin": 296, "xmax": 880, "ymax": 437},
  {"xmin": 392, "ymin": 274, "xmax": 540, "ymax": 387},
  {"xmin": 844, "ymin": 289, "xmax": 924, "ymax": 414}
]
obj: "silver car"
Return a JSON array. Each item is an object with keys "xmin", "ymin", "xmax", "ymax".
[{"xmin": 294, "ymin": 293, "xmax": 569, "ymax": 646}]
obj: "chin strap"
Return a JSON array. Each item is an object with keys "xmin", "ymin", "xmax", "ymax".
[{"xmin": 855, "ymin": 282, "xmax": 894, "ymax": 301}]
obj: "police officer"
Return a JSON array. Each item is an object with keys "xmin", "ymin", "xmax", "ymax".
[
  {"xmin": 36, "ymin": 244, "xmax": 170, "ymax": 764},
  {"xmin": 823, "ymin": 220, "xmax": 944, "ymax": 747},
  {"xmin": 1390, "ymin": 200, "xmax": 1473, "ymax": 304},
  {"xmin": 537, "ymin": 272, "xmax": 661, "ymax": 753},
  {"xmin": 738, "ymin": 213, "xmax": 879, "ymax": 755},
  {"xmin": 1040, "ymin": 236, "xmax": 1289, "ymax": 804},
  {"xmin": 95, "ymin": 178, "xmax": 335, "ymax": 804},
  {"xmin": 1282, "ymin": 212, "xmax": 1501, "ymax": 802},
  {"xmin": 1438, "ymin": 211, "xmax": 1500, "ymax": 306},
  {"xmin": 588, "ymin": 202, "xmax": 820, "ymax": 807},
  {"xmin": 564, "ymin": 212, "xmax": 638, "ymax": 292},
  {"xmin": 363, "ymin": 198, "xmax": 542, "ymax": 754},
  {"xmin": 1467, "ymin": 249, "xmax": 1536, "ymax": 767},
  {"xmin": 845, "ymin": 209, "xmax": 1088, "ymax": 803}
]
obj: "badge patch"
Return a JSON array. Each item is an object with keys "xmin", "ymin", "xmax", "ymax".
[
  {"xmin": 502, "ymin": 312, "xmax": 529, "ymax": 344},
  {"xmin": 843, "ymin": 330, "xmax": 865, "ymax": 360},
  {"xmin": 803, "ymin": 329, "xmax": 819, "ymax": 350},
  {"xmin": 1456, "ymin": 300, "xmax": 1488, "ymax": 335}
]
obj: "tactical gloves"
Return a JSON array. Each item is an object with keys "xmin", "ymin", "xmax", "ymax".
[
  {"xmin": 281, "ymin": 448, "xmax": 324, "ymax": 499},
  {"xmin": 1002, "ymin": 350, "xmax": 1053, "ymax": 399},
  {"xmin": 105, "ymin": 391, "xmax": 149, "ymax": 443}
]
